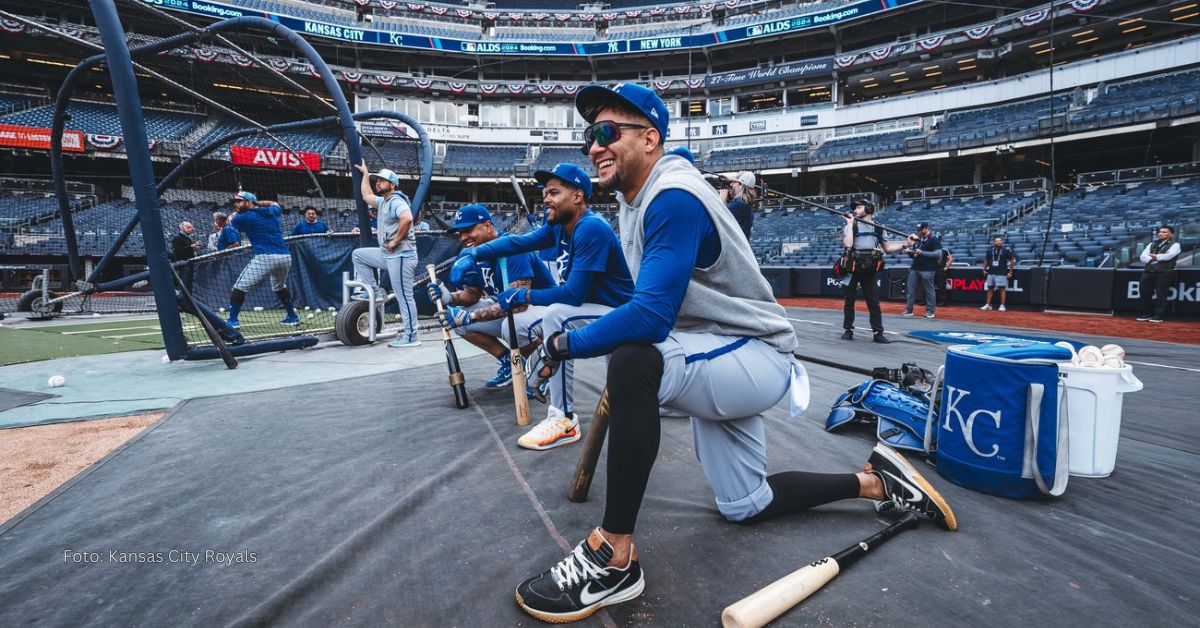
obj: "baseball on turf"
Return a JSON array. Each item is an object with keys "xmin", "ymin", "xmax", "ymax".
[
  {"xmin": 253, "ymin": 306, "xmax": 264, "ymax": 312},
  {"xmin": 48, "ymin": 375, "xmax": 66, "ymax": 387},
  {"xmin": 307, "ymin": 313, "xmax": 314, "ymax": 319}
]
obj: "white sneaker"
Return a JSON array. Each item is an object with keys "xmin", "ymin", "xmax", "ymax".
[
  {"xmin": 924, "ymin": 312, "xmax": 936, "ymax": 319},
  {"xmin": 902, "ymin": 311, "xmax": 914, "ymax": 317},
  {"xmin": 980, "ymin": 304, "xmax": 992, "ymax": 311},
  {"xmin": 998, "ymin": 305, "xmax": 1006, "ymax": 312},
  {"xmin": 517, "ymin": 406, "xmax": 580, "ymax": 451}
]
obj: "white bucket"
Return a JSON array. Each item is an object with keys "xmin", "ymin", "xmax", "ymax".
[{"xmin": 1057, "ymin": 363, "xmax": 1143, "ymax": 477}]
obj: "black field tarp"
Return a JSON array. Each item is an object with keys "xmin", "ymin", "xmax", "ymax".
[{"xmin": 1, "ymin": 310, "xmax": 1196, "ymax": 625}]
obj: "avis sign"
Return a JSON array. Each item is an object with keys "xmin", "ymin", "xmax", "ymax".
[{"xmin": 230, "ymin": 145, "xmax": 321, "ymax": 171}]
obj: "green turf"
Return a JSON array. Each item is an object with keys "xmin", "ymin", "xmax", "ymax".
[{"xmin": 0, "ymin": 324, "xmax": 165, "ymax": 366}]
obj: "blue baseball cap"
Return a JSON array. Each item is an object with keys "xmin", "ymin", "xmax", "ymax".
[
  {"xmin": 666, "ymin": 146, "xmax": 695, "ymax": 164},
  {"xmin": 533, "ymin": 163, "xmax": 592, "ymax": 201},
  {"xmin": 230, "ymin": 191, "xmax": 257, "ymax": 204},
  {"xmin": 576, "ymin": 83, "xmax": 669, "ymax": 141},
  {"xmin": 448, "ymin": 203, "xmax": 492, "ymax": 232}
]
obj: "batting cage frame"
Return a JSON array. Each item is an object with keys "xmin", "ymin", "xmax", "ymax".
[{"xmin": 55, "ymin": 0, "xmax": 431, "ymax": 362}]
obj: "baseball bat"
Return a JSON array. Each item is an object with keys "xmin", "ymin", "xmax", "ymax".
[
  {"xmin": 426, "ymin": 264, "xmax": 470, "ymax": 409},
  {"xmin": 170, "ymin": 264, "xmax": 237, "ymax": 369},
  {"xmin": 720, "ymin": 512, "xmax": 920, "ymax": 628},
  {"xmin": 567, "ymin": 388, "xmax": 610, "ymax": 503},
  {"xmin": 500, "ymin": 257, "xmax": 531, "ymax": 426}
]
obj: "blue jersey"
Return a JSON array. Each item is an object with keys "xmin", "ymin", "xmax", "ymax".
[
  {"xmin": 216, "ymin": 225, "xmax": 240, "ymax": 251},
  {"xmin": 538, "ymin": 207, "xmax": 567, "ymax": 265},
  {"xmin": 474, "ymin": 247, "xmax": 555, "ymax": 298},
  {"xmin": 570, "ymin": 189, "xmax": 719, "ymax": 358},
  {"xmin": 230, "ymin": 204, "xmax": 288, "ymax": 256},
  {"xmin": 291, "ymin": 220, "xmax": 329, "ymax": 235},
  {"xmin": 468, "ymin": 211, "xmax": 633, "ymax": 309}
]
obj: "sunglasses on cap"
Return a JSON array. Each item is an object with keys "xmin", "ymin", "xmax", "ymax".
[{"xmin": 580, "ymin": 120, "xmax": 649, "ymax": 156}]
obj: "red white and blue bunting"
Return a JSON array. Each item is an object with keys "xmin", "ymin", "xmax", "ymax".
[
  {"xmin": 342, "ymin": 71, "xmax": 363, "ymax": 84},
  {"xmin": 529, "ymin": 13, "xmax": 549, "ymax": 21},
  {"xmin": 0, "ymin": 19, "xmax": 25, "ymax": 33},
  {"xmin": 561, "ymin": 84, "xmax": 579, "ymax": 95},
  {"xmin": 479, "ymin": 83, "xmax": 499, "ymax": 95},
  {"xmin": 507, "ymin": 12, "xmax": 524, "ymax": 21},
  {"xmin": 448, "ymin": 82, "xmax": 467, "ymax": 93},
  {"xmin": 965, "ymin": 24, "xmax": 994, "ymax": 40},
  {"xmin": 483, "ymin": 12, "xmax": 499, "ymax": 20},
  {"xmin": 413, "ymin": 78, "xmax": 433, "ymax": 90},
  {"xmin": 537, "ymin": 84, "xmax": 556, "ymax": 94},
  {"xmin": 917, "ymin": 34, "xmax": 945, "ymax": 51},
  {"xmin": 375, "ymin": 75, "xmax": 397, "ymax": 87},
  {"xmin": 1017, "ymin": 9, "xmax": 1050, "ymax": 28},
  {"xmin": 868, "ymin": 46, "xmax": 892, "ymax": 61},
  {"xmin": 87, "ymin": 134, "xmax": 122, "ymax": 150},
  {"xmin": 653, "ymin": 79, "xmax": 674, "ymax": 90},
  {"xmin": 430, "ymin": 6, "xmax": 447, "ymax": 15},
  {"xmin": 1069, "ymin": 0, "xmax": 1100, "ymax": 11},
  {"xmin": 674, "ymin": 7, "xmax": 692, "ymax": 15},
  {"xmin": 455, "ymin": 9, "xmax": 472, "ymax": 18},
  {"xmin": 405, "ymin": 3, "xmax": 424, "ymax": 10},
  {"xmin": 835, "ymin": 54, "xmax": 858, "ymax": 68},
  {"xmin": 268, "ymin": 58, "xmax": 290, "ymax": 71},
  {"xmin": 724, "ymin": 0, "xmax": 740, "ymax": 8},
  {"xmin": 687, "ymin": 78, "xmax": 704, "ymax": 90},
  {"xmin": 601, "ymin": 13, "xmax": 618, "ymax": 21},
  {"xmin": 231, "ymin": 53, "xmax": 253, "ymax": 67},
  {"xmin": 380, "ymin": 1, "xmax": 397, "ymax": 10},
  {"xmin": 506, "ymin": 84, "xmax": 526, "ymax": 94},
  {"xmin": 555, "ymin": 13, "xmax": 573, "ymax": 22},
  {"xmin": 649, "ymin": 8, "xmax": 667, "ymax": 16},
  {"xmin": 625, "ymin": 10, "xmax": 642, "ymax": 18},
  {"xmin": 352, "ymin": 0, "xmax": 369, "ymax": 6},
  {"xmin": 194, "ymin": 48, "xmax": 218, "ymax": 63},
  {"xmin": 579, "ymin": 14, "xmax": 595, "ymax": 22}
]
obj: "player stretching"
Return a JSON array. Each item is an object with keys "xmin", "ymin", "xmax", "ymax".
[
  {"xmin": 351, "ymin": 162, "xmax": 421, "ymax": 348},
  {"xmin": 514, "ymin": 84, "xmax": 958, "ymax": 623},
  {"xmin": 427, "ymin": 204, "xmax": 556, "ymax": 389},
  {"xmin": 458, "ymin": 163, "xmax": 634, "ymax": 451},
  {"xmin": 225, "ymin": 191, "xmax": 298, "ymax": 329}
]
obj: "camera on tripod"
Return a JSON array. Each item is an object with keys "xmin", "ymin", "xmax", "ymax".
[{"xmin": 872, "ymin": 362, "xmax": 935, "ymax": 394}]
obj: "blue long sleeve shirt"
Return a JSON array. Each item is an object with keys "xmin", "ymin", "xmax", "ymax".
[{"xmin": 569, "ymin": 189, "xmax": 720, "ymax": 358}]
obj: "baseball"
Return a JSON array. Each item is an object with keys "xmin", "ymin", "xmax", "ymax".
[
  {"xmin": 161, "ymin": 355, "xmax": 171, "ymax": 363},
  {"xmin": 253, "ymin": 306, "xmax": 264, "ymax": 312},
  {"xmin": 1100, "ymin": 344, "xmax": 1125, "ymax": 359},
  {"xmin": 1101, "ymin": 356, "xmax": 1125, "ymax": 369},
  {"xmin": 307, "ymin": 313, "xmax": 315, "ymax": 319},
  {"xmin": 1077, "ymin": 345, "xmax": 1103, "ymax": 367},
  {"xmin": 219, "ymin": 307, "xmax": 226, "ymax": 313},
  {"xmin": 48, "ymin": 375, "xmax": 66, "ymax": 387},
  {"xmin": 1054, "ymin": 341, "xmax": 1077, "ymax": 361}
]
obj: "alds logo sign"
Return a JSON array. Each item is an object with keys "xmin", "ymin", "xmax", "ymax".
[{"xmin": 230, "ymin": 146, "xmax": 321, "ymax": 171}]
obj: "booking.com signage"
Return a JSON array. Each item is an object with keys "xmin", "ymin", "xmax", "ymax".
[{"xmin": 146, "ymin": 0, "xmax": 922, "ymax": 57}]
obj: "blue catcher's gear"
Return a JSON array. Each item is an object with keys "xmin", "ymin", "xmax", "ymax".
[
  {"xmin": 825, "ymin": 374, "xmax": 939, "ymax": 455},
  {"xmin": 449, "ymin": 254, "xmax": 482, "ymax": 289}
]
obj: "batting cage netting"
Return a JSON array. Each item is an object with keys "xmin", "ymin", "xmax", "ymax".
[{"xmin": 3, "ymin": 0, "xmax": 458, "ymax": 360}]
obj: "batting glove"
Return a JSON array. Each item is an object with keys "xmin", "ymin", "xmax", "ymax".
[
  {"xmin": 427, "ymin": 280, "xmax": 452, "ymax": 305},
  {"xmin": 497, "ymin": 287, "xmax": 530, "ymax": 313},
  {"xmin": 440, "ymin": 305, "xmax": 473, "ymax": 330},
  {"xmin": 449, "ymin": 255, "xmax": 480, "ymax": 289},
  {"xmin": 534, "ymin": 331, "xmax": 568, "ymax": 382}
]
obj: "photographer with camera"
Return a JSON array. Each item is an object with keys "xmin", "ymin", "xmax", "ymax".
[
  {"xmin": 839, "ymin": 200, "xmax": 908, "ymax": 343},
  {"xmin": 719, "ymin": 171, "xmax": 757, "ymax": 241}
]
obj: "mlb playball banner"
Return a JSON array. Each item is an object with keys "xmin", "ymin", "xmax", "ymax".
[{"xmin": 230, "ymin": 145, "xmax": 321, "ymax": 171}]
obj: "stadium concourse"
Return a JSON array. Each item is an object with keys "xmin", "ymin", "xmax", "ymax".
[{"xmin": 0, "ymin": 304, "xmax": 1197, "ymax": 625}]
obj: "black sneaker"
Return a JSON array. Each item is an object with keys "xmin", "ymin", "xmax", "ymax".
[
  {"xmin": 873, "ymin": 332, "xmax": 890, "ymax": 344},
  {"xmin": 1148, "ymin": 318, "xmax": 1163, "ymax": 323},
  {"xmin": 840, "ymin": 329, "xmax": 853, "ymax": 340},
  {"xmin": 867, "ymin": 443, "xmax": 957, "ymax": 530},
  {"xmin": 1135, "ymin": 315, "xmax": 1153, "ymax": 322},
  {"xmin": 516, "ymin": 529, "xmax": 645, "ymax": 623}
]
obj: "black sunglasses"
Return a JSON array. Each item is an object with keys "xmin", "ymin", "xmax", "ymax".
[{"xmin": 580, "ymin": 120, "xmax": 649, "ymax": 155}]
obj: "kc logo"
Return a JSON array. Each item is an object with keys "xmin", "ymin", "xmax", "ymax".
[{"xmin": 941, "ymin": 386, "xmax": 1001, "ymax": 457}]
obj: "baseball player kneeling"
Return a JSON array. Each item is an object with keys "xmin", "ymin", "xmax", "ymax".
[
  {"xmin": 513, "ymin": 84, "xmax": 958, "ymax": 623},
  {"xmin": 458, "ymin": 163, "xmax": 634, "ymax": 451},
  {"xmin": 427, "ymin": 204, "xmax": 556, "ymax": 391}
]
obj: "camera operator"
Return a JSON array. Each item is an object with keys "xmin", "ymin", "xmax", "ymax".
[
  {"xmin": 718, "ymin": 171, "xmax": 757, "ymax": 241},
  {"xmin": 840, "ymin": 201, "xmax": 908, "ymax": 343}
]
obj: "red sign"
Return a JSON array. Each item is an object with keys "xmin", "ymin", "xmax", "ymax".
[
  {"xmin": 0, "ymin": 124, "xmax": 84, "ymax": 152},
  {"xmin": 230, "ymin": 145, "xmax": 321, "ymax": 171}
]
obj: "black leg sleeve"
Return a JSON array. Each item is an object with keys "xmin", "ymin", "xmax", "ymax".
[
  {"xmin": 600, "ymin": 344, "xmax": 665, "ymax": 535},
  {"xmin": 739, "ymin": 472, "xmax": 862, "ymax": 525}
]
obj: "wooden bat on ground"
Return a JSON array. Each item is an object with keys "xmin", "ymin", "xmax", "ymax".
[
  {"xmin": 426, "ymin": 263, "xmax": 470, "ymax": 409},
  {"xmin": 721, "ymin": 512, "xmax": 920, "ymax": 628},
  {"xmin": 500, "ymin": 257, "xmax": 531, "ymax": 426},
  {"xmin": 567, "ymin": 388, "xmax": 610, "ymax": 502}
]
